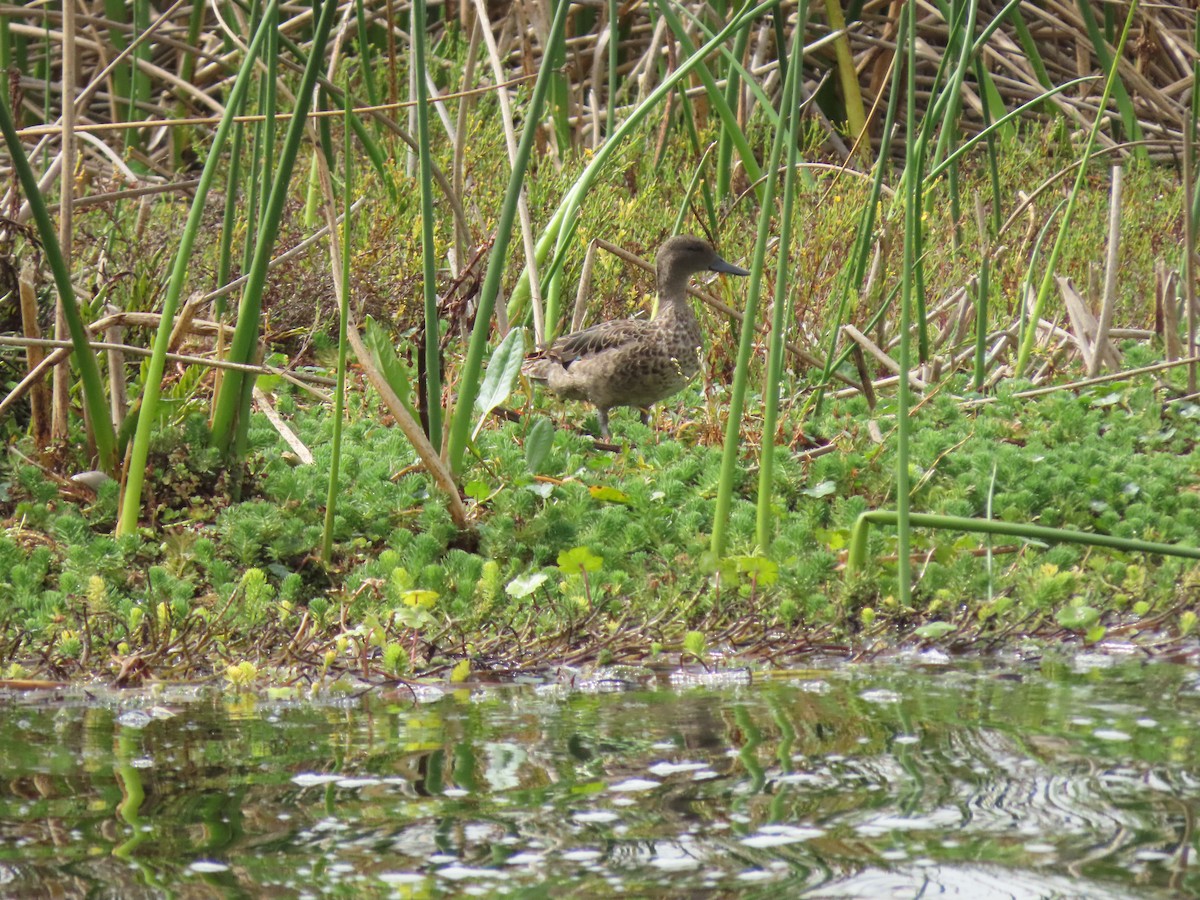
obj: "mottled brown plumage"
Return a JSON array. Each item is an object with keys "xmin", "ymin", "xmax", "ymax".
[{"xmin": 523, "ymin": 235, "xmax": 750, "ymax": 439}]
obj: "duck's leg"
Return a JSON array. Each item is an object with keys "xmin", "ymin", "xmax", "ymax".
[
  {"xmin": 596, "ymin": 407, "xmax": 611, "ymax": 441},
  {"xmin": 639, "ymin": 407, "xmax": 652, "ymax": 427}
]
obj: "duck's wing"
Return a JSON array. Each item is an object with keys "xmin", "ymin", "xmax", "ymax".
[{"xmin": 548, "ymin": 319, "xmax": 650, "ymax": 365}]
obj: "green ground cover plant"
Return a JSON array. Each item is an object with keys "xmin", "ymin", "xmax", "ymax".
[{"xmin": 3, "ymin": 333, "xmax": 1200, "ymax": 681}]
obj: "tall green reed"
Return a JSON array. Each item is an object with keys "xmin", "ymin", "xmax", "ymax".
[
  {"xmin": 210, "ymin": 0, "xmax": 338, "ymax": 453},
  {"xmin": 322, "ymin": 82, "xmax": 353, "ymax": 565},
  {"xmin": 755, "ymin": 1, "xmax": 808, "ymax": 554},
  {"xmin": 413, "ymin": 0, "xmax": 443, "ymax": 445},
  {"xmin": 895, "ymin": 0, "xmax": 919, "ymax": 606},
  {"xmin": 0, "ymin": 95, "xmax": 117, "ymax": 475}
]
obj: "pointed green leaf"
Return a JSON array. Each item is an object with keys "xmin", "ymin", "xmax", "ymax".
[
  {"xmin": 473, "ymin": 327, "xmax": 525, "ymax": 440},
  {"xmin": 363, "ymin": 315, "xmax": 418, "ymax": 420}
]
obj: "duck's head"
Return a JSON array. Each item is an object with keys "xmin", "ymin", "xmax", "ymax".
[{"xmin": 657, "ymin": 235, "xmax": 751, "ymax": 287}]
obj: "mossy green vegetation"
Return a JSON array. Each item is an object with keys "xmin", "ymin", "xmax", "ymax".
[{"xmin": 3, "ymin": 337, "xmax": 1199, "ymax": 680}]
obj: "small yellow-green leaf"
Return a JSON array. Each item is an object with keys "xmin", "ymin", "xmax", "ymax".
[
  {"xmin": 588, "ymin": 484, "xmax": 631, "ymax": 504},
  {"xmin": 402, "ymin": 589, "xmax": 439, "ymax": 609},
  {"xmin": 449, "ymin": 659, "xmax": 471, "ymax": 683},
  {"xmin": 557, "ymin": 546, "xmax": 602, "ymax": 574}
]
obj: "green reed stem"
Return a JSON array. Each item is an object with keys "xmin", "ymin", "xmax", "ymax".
[
  {"xmin": 210, "ymin": 0, "xmax": 338, "ymax": 450},
  {"xmin": 413, "ymin": 0, "xmax": 442, "ymax": 445},
  {"xmin": 847, "ymin": 511, "xmax": 1200, "ymax": 576},
  {"xmin": 0, "ymin": 94, "xmax": 117, "ymax": 475},
  {"xmin": 755, "ymin": 0, "xmax": 807, "ymax": 553},
  {"xmin": 322, "ymin": 81, "xmax": 353, "ymax": 565},
  {"xmin": 710, "ymin": 6, "xmax": 799, "ymax": 559}
]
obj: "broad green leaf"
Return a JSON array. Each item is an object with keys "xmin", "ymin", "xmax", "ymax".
[
  {"xmin": 363, "ymin": 315, "xmax": 418, "ymax": 420},
  {"xmin": 682, "ymin": 630, "xmax": 707, "ymax": 659},
  {"xmin": 472, "ymin": 327, "xmax": 525, "ymax": 440},
  {"xmin": 1055, "ymin": 604, "xmax": 1100, "ymax": 630},
  {"xmin": 464, "ymin": 480, "xmax": 490, "ymax": 501},
  {"xmin": 557, "ymin": 546, "xmax": 602, "ymax": 574},
  {"xmin": 734, "ymin": 555, "xmax": 778, "ymax": 585},
  {"xmin": 506, "ymin": 571, "xmax": 548, "ymax": 598},
  {"xmin": 525, "ymin": 417, "xmax": 555, "ymax": 474},
  {"xmin": 914, "ymin": 621, "xmax": 955, "ymax": 640},
  {"xmin": 802, "ymin": 480, "xmax": 837, "ymax": 498}
]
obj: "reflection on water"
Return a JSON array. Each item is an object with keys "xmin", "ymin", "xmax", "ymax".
[{"xmin": 0, "ymin": 655, "xmax": 1197, "ymax": 897}]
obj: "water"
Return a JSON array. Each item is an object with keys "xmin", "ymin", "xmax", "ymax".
[{"xmin": 1, "ymin": 655, "xmax": 1198, "ymax": 897}]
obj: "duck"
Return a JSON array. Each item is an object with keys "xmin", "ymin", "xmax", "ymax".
[{"xmin": 522, "ymin": 235, "xmax": 750, "ymax": 440}]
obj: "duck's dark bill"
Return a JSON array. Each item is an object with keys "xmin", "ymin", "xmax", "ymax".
[{"xmin": 710, "ymin": 256, "xmax": 751, "ymax": 276}]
